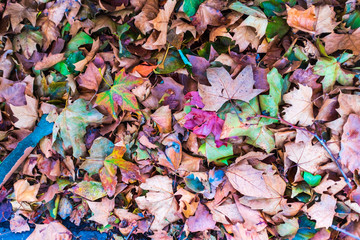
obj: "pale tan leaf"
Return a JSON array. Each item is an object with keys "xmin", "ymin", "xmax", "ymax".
[
  {"xmin": 283, "ymin": 84, "xmax": 314, "ymax": 126},
  {"xmin": 307, "ymin": 194, "xmax": 336, "ymax": 229},
  {"xmin": 13, "ymin": 179, "xmax": 40, "ymax": 202},
  {"xmin": 86, "ymin": 198, "xmax": 115, "ymax": 226},
  {"xmin": 135, "ymin": 175, "xmax": 180, "ymax": 231},
  {"xmin": 285, "ymin": 141, "xmax": 329, "ymax": 174},
  {"xmin": 10, "ymin": 95, "xmax": 38, "ymax": 130},
  {"xmin": 199, "ymin": 66, "xmax": 263, "ymax": 111},
  {"xmin": 323, "ymin": 28, "xmax": 360, "ymax": 55},
  {"xmin": 34, "ymin": 53, "xmax": 65, "ymax": 70}
]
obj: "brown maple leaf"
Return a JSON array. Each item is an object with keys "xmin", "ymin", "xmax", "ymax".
[{"xmin": 199, "ymin": 65, "xmax": 264, "ymax": 111}]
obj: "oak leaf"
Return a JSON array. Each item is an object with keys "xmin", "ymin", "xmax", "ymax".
[
  {"xmin": 282, "ymin": 84, "xmax": 314, "ymax": 126},
  {"xmin": 199, "ymin": 66, "xmax": 263, "ymax": 111}
]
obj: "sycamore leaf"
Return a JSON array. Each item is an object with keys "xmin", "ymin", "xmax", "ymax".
[
  {"xmin": 52, "ymin": 99, "xmax": 103, "ymax": 158},
  {"xmin": 313, "ymin": 57, "xmax": 354, "ymax": 92},
  {"xmin": 307, "ymin": 194, "xmax": 336, "ymax": 229},
  {"xmin": 199, "ymin": 66, "xmax": 264, "ymax": 111},
  {"xmin": 323, "ymin": 28, "xmax": 360, "ymax": 55},
  {"xmin": 186, "ymin": 203, "xmax": 216, "ymax": 232},
  {"xmin": 34, "ymin": 53, "xmax": 65, "ymax": 70},
  {"xmin": 136, "ymin": 175, "xmax": 180, "ymax": 231},
  {"xmin": 86, "ymin": 198, "xmax": 115, "ymax": 226},
  {"xmin": 340, "ymin": 114, "xmax": 360, "ymax": 173},
  {"xmin": 285, "ymin": 141, "xmax": 329, "ymax": 174},
  {"xmin": 95, "ymin": 69, "xmax": 145, "ymax": 119},
  {"xmin": 282, "ymin": 84, "xmax": 314, "ymax": 126}
]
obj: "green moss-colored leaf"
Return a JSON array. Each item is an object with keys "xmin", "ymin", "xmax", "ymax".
[
  {"xmin": 259, "ymin": 68, "xmax": 284, "ymax": 120},
  {"xmin": 313, "ymin": 57, "xmax": 354, "ymax": 92},
  {"xmin": 303, "ymin": 172, "xmax": 322, "ymax": 187},
  {"xmin": 52, "ymin": 99, "xmax": 104, "ymax": 158},
  {"xmin": 72, "ymin": 181, "xmax": 107, "ymax": 201},
  {"xmin": 183, "ymin": 0, "xmax": 205, "ymax": 17},
  {"xmin": 260, "ymin": 0, "xmax": 286, "ymax": 17},
  {"xmin": 293, "ymin": 215, "xmax": 318, "ymax": 240},
  {"xmin": 266, "ymin": 16, "xmax": 289, "ymax": 39},
  {"xmin": 155, "ymin": 50, "xmax": 185, "ymax": 74},
  {"xmin": 203, "ymin": 136, "xmax": 233, "ymax": 162},
  {"xmin": 65, "ymin": 32, "xmax": 93, "ymax": 56},
  {"xmin": 345, "ymin": 10, "xmax": 360, "ymax": 29}
]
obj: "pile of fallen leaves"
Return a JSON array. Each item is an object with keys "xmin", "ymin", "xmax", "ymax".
[{"xmin": 2, "ymin": 0, "xmax": 360, "ymax": 239}]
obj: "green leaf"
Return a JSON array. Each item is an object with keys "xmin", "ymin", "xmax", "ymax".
[
  {"xmin": 203, "ymin": 136, "xmax": 233, "ymax": 162},
  {"xmin": 260, "ymin": 0, "xmax": 286, "ymax": 17},
  {"xmin": 183, "ymin": 0, "xmax": 205, "ymax": 17},
  {"xmin": 266, "ymin": 16, "xmax": 289, "ymax": 39},
  {"xmin": 54, "ymin": 51, "xmax": 85, "ymax": 76},
  {"xmin": 72, "ymin": 181, "xmax": 107, "ymax": 201},
  {"xmin": 221, "ymin": 98, "xmax": 275, "ymax": 153},
  {"xmin": 65, "ymin": 32, "xmax": 93, "ymax": 57},
  {"xmin": 313, "ymin": 57, "xmax": 354, "ymax": 92},
  {"xmin": 230, "ymin": 1, "xmax": 265, "ymax": 18},
  {"xmin": 52, "ymin": 99, "xmax": 104, "ymax": 158},
  {"xmin": 259, "ymin": 68, "xmax": 284, "ymax": 124},
  {"xmin": 345, "ymin": 10, "xmax": 360, "ymax": 29},
  {"xmin": 293, "ymin": 215, "xmax": 318, "ymax": 240},
  {"xmin": 95, "ymin": 69, "xmax": 145, "ymax": 119},
  {"xmin": 303, "ymin": 172, "xmax": 322, "ymax": 187},
  {"xmin": 155, "ymin": 50, "xmax": 185, "ymax": 74},
  {"xmin": 116, "ymin": 23, "xmax": 132, "ymax": 58}
]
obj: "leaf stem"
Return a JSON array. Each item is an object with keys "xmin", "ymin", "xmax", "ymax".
[
  {"xmin": 254, "ymin": 114, "xmax": 353, "ymax": 190},
  {"xmin": 98, "ymin": 68, "xmax": 112, "ymax": 88}
]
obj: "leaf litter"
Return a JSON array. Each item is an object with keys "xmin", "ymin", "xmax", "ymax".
[{"xmin": 2, "ymin": 0, "xmax": 360, "ymax": 239}]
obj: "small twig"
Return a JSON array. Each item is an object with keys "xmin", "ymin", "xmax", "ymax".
[
  {"xmin": 253, "ymin": 114, "xmax": 353, "ymax": 190},
  {"xmin": 124, "ymin": 224, "xmax": 137, "ymax": 240},
  {"xmin": 331, "ymin": 225, "xmax": 360, "ymax": 240}
]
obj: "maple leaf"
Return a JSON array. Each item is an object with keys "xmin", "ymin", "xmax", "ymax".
[
  {"xmin": 226, "ymin": 159, "xmax": 286, "ymax": 215},
  {"xmin": 315, "ymin": 5, "xmax": 338, "ymax": 35},
  {"xmin": 186, "ymin": 203, "xmax": 216, "ymax": 232},
  {"xmin": 136, "ymin": 175, "xmax": 180, "ymax": 231},
  {"xmin": 86, "ymin": 198, "xmax": 115, "ymax": 226},
  {"xmin": 72, "ymin": 181, "xmax": 107, "ymax": 201},
  {"xmin": 104, "ymin": 145, "xmax": 143, "ymax": 183},
  {"xmin": 285, "ymin": 141, "xmax": 329, "ymax": 175},
  {"xmin": 286, "ymin": 6, "xmax": 316, "ymax": 33},
  {"xmin": 307, "ymin": 194, "xmax": 336, "ymax": 229},
  {"xmin": 340, "ymin": 114, "xmax": 360, "ymax": 173},
  {"xmin": 282, "ymin": 84, "xmax": 314, "ymax": 126},
  {"xmin": 199, "ymin": 66, "xmax": 264, "ymax": 111},
  {"xmin": 230, "ymin": 2, "xmax": 267, "ymax": 51},
  {"xmin": 52, "ymin": 99, "xmax": 104, "ymax": 158},
  {"xmin": 13, "ymin": 179, "xmax": 40, "ymax": 202},
  {"xmin": 221, "ymin": 98, "xmax": 275, "ymax": 153},
  {"xmin": 95, "ymin": 69, "xmax": 144, "ymax": 119},
  {"xmin": 323, "ymin": 28, "xmax": 360, "ymax": 55},
  {"xmin": 27, "ymin": 222, "xmax": 72, "ymax": 240},
  {"xmin": 3, "ymin": 2, "xmax": 37, "ymax": 32},
  {"xmin": 10, "ymin": 95, "xmax": 38, "ymax": 130},
  {"xmin": 313, "ymin": 57, "xmax": 354, "ymax": 92}
]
